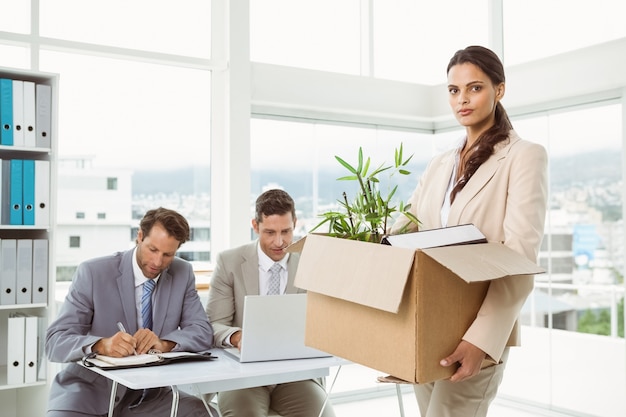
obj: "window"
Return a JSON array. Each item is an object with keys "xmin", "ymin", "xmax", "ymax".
[
  {"xmin": 499, "ymin": 102, "xmax": 624, "ymax": 415},
  {"xmin": 75, "ymin": 212, "xmax": 85, "ymax": 219},
  {"xmin": 515, "ymin": 103, "xmax": 623, "ymax": 333},
  {"xmin": 69, "ymin": 236, "xmax": 81, "ymax": 248},
  {"xmin": 39, "ymin": 50, "xmax": 211, "ymax": 275},
  {"xmin": 0, "ymin": 0, "xmax": 30, "ymax": 33},
  {"xmin": 250, "ymin": 118, "xmax": 438, "ymax": 238},
  {"xmin": 191, "ymin": 227, "xmax": 211, "ymax": 241},
  {"xmin": 250, "ymin": 0, "xmax": 488, "ymax": 85},
  {"xmin": 372, "ymin": 0, "xmax": 488, "ymax": 85},
  {"xmin": 504, "ymin": 0, "xmax": 626, "ymax": 65},
  {"xmin": 39, "ymin": 0, "xmax": 211, "ymax": 57},
  {"xmin": 0, "ymin": 44, "xmax": 30, "ymax": 69},
  {"xmin": 107, "ymin": 178, "xmax": 118, "ymax": 191},
  {"xmin": 97, "ymin": 212, "xmax": 106, "ymax": 220},
  {"xmin": 250, "ymin": 0, "xmax": 361, "ymax": 75}
]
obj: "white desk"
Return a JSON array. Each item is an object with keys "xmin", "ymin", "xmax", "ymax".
[{"xmin": 82, "ymin": 349, "xmax": 348, "ymax": 417}]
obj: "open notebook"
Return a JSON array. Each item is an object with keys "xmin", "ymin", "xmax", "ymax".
[
  {"xmin": 82, "ymin": 350, "xmax": 216, "ymax": 370},
  {"xmin": 225, "ymin": 293, "xmax": 331, "ymax": 362}
]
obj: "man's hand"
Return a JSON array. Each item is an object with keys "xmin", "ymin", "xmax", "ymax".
[
  {"xmin": 134, "ymin": 328, "xmax": 175, "ymax": 354},
  {"xmin": 230, "ymin": 330, "xmax": 242, "ymax": 350},
  {"xmin": 440, "ymin": 340, "xmax": 487, "ymax": 383},
  {"xmin": 93, "ymin": 332, "xmax": 137, "ymax": 357}
]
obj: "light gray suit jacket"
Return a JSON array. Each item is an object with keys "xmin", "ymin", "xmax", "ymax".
[
  {"xmin": 206, "ymin": 241, "xmax": 303, "ymax": 348},
  {"xmin": 45, "ymin": 249, "xmax": 214, "ymax": 415},
  {"xmin": 392, "ymin": 131, "xmax": 548, "ymax": 362}
]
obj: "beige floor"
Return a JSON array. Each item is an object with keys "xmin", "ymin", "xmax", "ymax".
[
  {"xmin": 324, "ymin": 364, "xmax": 578, "ymax": 417},
  {"xmin": 331, "ymin": 391, "xmax": 576, "ymax": 417}
]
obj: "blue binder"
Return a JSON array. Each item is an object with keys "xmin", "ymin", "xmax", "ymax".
[
  {"xmin": 0, "ymin": 78, "xmax": 14, "ymax": 146},
  {"xmin": 10, "ymin": 159, "xmax": 23, "ymax": 225},
  {"xmin": 22, "ymin": 159, "xmax": 35, "ymax": 225},
  {"xmin": 1, "ymin": 159, "xmax": 11, "ymax": 224}
]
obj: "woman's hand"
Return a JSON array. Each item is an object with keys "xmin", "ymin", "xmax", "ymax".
[{"xmin": 440, "ymin": 340, "xmax": 487, "ymax": 383}]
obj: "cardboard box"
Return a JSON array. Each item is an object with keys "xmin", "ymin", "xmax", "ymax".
[{"xmin": 289, "ymin": 232, "xmax": 544, "ymax": 384}]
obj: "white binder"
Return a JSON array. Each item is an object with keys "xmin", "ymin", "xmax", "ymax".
[
  {"xmin": 24, "ymin": 315, "xmax": 39, "ymax": 383},
  {"xmin": 12, "ymin": 80, "xmax": 24, "ymax": 147},
  {"xmin": 34, "ymin": 160, "xmax": 50, "ymax": 226},
  {"xmin": 31, "ymin": 239, "xmax": 49, "ymax": 304},
  {"xmin": 23, "ymin": 81, "xmax": 36, "ymax": 147},
  {"xmin": 7, "ymin": 315, "xmax": 26, "ymax": 385},
  {"xmin": 16, "ymin": 239, "xmax": 33, "ymax": 304},
  {"xmin": 1, "ymin": 238, "xmax": 17, "ymax": 305},
  {"xmin": 35, "ymin": 84, "xmax": 51, "ymax": 148},
  {"xmin": 37, "ymin": 317, "xmax": 46, "ymax": 381}
]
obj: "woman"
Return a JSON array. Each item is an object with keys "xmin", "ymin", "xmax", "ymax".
[{"xmin": 392, "ymin": 45, "xmax": 548, "ymax": 416}]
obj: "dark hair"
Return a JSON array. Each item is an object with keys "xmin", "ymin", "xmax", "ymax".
[
  {"xmin": 139, "ymin": 207, "xmax": 190, "ymax": 246},
  {"xmin": 447, "ymin": 45, "xmax": 513, "ymax": 203},
  {"xmin": 255, "ymin": 189, "xmax": 296, "ymax": 223}
]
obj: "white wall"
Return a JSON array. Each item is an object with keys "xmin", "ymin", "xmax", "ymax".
[
  {"xmin": 251, "ymin": 38, "xmax": 626, "ymax": 132},
  {"xmin": 501, "ymin": 326, "xmax": 625, "ymax": 417}
]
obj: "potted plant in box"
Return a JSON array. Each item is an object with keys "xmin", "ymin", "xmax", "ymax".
[{"xmin": 311, "ymin": 144, "xmax": 420, "ymax": 243}]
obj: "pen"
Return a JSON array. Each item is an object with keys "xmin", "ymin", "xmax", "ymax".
[{"xmin": 116, "ymin": 321, "xmax": 138, "ymax": 355}]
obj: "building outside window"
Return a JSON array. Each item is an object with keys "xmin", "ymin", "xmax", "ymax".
[{"xmin": 69, "ymin": 236, "xmax": 81, "ymax": 248}]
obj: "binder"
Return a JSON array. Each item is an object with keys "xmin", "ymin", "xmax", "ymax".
[
  {"xmin": 34, "ymin": 160, "xmax": 50, "ymax": 226},
  {"xmin": 0, "ymin": 238, "xmax": 17, "ymax": 305},
  {"xmin": 16, "ymin": 239, "xmax": 33, "ymax": 304},
  {"xmin": 0, "ymin": 158, "xmax": 8, "ymax": 224},
  {"xmin": 31, "ymin": 239, "xmax": 49, "ymax": 304},
  {"xmin": 9, "ymin": 159, "xmax": 23, "ymax": 225},
  {"xmin": 23, "ymin": 81, "xmax": 36, "ymax": 147},
  {"xmin": 7, "ymin": 315, "xmax": 26, "ymax": 385},
  {"xmin": 22, "ymin": 159, "xmax": 35, "ymax": 225},
  {"xmin": 24, "ymin": 315, "xmax": 39, "ymax": 383},
  {"xmin": 37, "ymin": 316, "xmax": 47, "ymax": 381},
  {"xmin": 0, "ymin": 78, "xmax": 13, "ymax": 146},
  {"xmin": 35, "ymin": 84, "xmax": 51, "ymax": 148},
  {"xmin": 12, "ymin": 80, "xmax": 24, "ymax": 147}
]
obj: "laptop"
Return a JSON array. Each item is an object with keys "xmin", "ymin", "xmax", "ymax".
[{"xmin": 224, "ymin": 293, "xmax": 332, "ymax": 362}]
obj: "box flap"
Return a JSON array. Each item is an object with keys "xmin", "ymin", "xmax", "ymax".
[
  {"xmin": 286, "ymin": 235, "xmax": 308, "ymax": 253},
  {"xmin": 294, "ymin": 234, "xmax": 415, "ymax": 313},
  {"xmin": 421, "ymin": 242, "xmax": 545, "ymax": 283}
]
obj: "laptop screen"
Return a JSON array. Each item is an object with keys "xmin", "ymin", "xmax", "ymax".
[{"xmin": 226, "ymin": 293, "xmax": 331, "ymax": 362}]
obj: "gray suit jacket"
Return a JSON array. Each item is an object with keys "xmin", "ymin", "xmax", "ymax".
[
  {"xmin": 45, "ymin": 249, "xmax": 214, "ymax": 415},
  {"xmin": 206, "ymin": 241, "xmax": 303, "ymax": 347}
]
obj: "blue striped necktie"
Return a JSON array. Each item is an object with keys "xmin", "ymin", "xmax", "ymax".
[{"xmin": 141, "ymin": 279, "xmax": 156, "ymax": 330}]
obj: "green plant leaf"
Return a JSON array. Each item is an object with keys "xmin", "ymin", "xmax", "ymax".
[
  {"xmin": 311, "ymin": 143, "xmax": 419, "ymax": 242},
  {"xmin": 335, "ymin": 155, "xmax": 357, "ymax": 174}
]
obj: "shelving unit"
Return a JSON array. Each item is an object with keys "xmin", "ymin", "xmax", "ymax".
[{"xmin": 0, "ymin": 67, "xmax": 57, "ymax": 417}]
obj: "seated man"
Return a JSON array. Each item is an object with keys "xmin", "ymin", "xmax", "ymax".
[
  {"xmin": 207, "ymin": 189, "xmax": 336, "ymax": 417},
  {"xmin": 46, "ymin": 207, "xmax": 217, "ymax": 417}
]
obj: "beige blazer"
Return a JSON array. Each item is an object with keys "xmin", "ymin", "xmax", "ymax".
[
  {"xmin": 392, "ymin": 131, "xmax": 548, "ymax": 362},
  {"xmin": 206, "ymin": 241, "xmax": 303, "ymax": 347}
]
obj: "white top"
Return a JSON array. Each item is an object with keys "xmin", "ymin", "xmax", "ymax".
[
  {"xmin": 441, "ymin": 138, "xmax": 465, "ymax": 227},
  {"xmin": 257, "ymin": 243, "xmax": 289, "ymax": 296}
]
